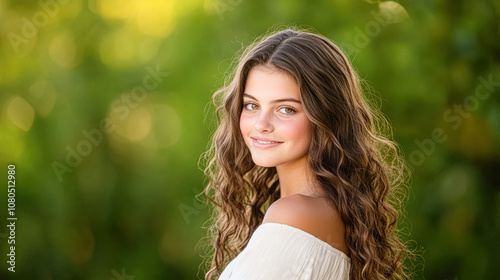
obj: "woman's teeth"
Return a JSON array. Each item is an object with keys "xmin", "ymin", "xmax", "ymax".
[{"xmin": 256, "ymin": 140, "xmax": 279, "ymax": 144}]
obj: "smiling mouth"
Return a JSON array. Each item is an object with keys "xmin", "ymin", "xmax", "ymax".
[
  {"xmin": 251, "ymin": 138, "xmax": 283, "ymax": 148},
  {"xmin": 255, "ymin": 139, "xmax": 281, "ymax": 144}
]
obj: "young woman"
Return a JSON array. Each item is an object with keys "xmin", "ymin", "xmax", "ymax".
[{"xmin": 199, "ymin": 26, "xmax": 412, "ymax": 280}]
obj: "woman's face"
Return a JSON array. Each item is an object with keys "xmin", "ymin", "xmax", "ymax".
[{"xmin": 240, "ymin": 65, "xmax": 313, "ymax": 168}]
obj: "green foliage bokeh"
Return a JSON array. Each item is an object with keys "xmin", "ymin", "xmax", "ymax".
[{"xmin": 0, "ymin": 0, "xmax": 499, "ymax": 279}]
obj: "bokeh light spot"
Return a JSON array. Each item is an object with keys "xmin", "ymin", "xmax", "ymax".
[
  {"xmin": 136, "ymin": 0, "xmax": 175, "ymax": 38},
  {"xmin": 49, "ymin": 32, "xmax": 78, "ymax": 68},
  {"xmin": 97, "ymin": 0, "xmax": 136, "ymax": 20},
  {"xmin": 99, "ymin": 27, "xmax": 142, "ymax": 69},
  {"xmin": 28, "ymin": 79, "xmax": 57, "ymax": 118},
  {"xmin": 7, "ymin": 96, "xmax": 35, "ymax": 131},
  {"xmin": 379, "ymin": 1, "xmax": 409, "ymax": 24},
  {"xmin": 126, "ymin": 107, "xmax": 152, "ymax": 142}
]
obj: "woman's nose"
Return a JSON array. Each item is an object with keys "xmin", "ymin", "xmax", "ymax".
[{"xmin": 254, "ymin": 110, "xmax": 274, "ymax": 133}]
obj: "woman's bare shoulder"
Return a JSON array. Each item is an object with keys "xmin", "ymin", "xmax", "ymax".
[{"xmin": 262, "ymin": 193, "xmax": 348, "ymax": 255}]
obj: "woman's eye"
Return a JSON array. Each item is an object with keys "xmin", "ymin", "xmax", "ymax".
[
  {"xmin": 244, "ymin": 103, "xmax": 259, "ymax": 110},
  {"xmin": 279, "ymin": 106, "xmax": 296, "ymax": 115},
  {"xmin": 243, "ymin": 103, "xmax": 295, "ymax": 115}
]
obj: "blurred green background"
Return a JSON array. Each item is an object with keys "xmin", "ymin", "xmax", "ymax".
[{"xmin": 0, "ymin": 0, "xmax": 499, "ymax": 279}]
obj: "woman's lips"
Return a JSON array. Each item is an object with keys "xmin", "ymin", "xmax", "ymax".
[{"xmin": 251, "ymin": 137, "xmax": 283, "ymax": 148}]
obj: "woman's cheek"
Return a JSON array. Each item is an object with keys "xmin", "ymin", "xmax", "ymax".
[
  {"xmin": 239, "ymin": 114, "xmax": 253, "ymax": 135},
  {"xmin": 282, "ymin": 118, "xmax": 312, "ymax": 143}
]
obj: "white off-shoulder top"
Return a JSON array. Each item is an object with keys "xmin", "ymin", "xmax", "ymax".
[{"xmin": 218, "ymin": 222, "xmax": 350, "ymax": 280}]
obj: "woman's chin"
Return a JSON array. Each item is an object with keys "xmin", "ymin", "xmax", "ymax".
[{"xmin": 251, "ymin": 158, "xmax": 277, "ymax": 168}]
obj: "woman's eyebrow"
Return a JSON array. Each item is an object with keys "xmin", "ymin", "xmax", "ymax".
[{"xmin": 243, "ymin": 93, "xmax": 301, "ymax": 104}]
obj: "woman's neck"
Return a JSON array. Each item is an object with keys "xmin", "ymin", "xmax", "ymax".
[{"xmin": 276, "ymin": 156, "xmax": 323, "ymax": 198}]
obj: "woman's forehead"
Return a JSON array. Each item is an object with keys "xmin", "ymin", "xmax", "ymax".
[{"xmin": 244, "ymin": 66, "xmax": 300, "ymax": 101}]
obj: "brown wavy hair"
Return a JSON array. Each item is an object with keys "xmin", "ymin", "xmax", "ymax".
[{"xmin": 198, "ymin": 25, "xmax": 414, "ymax": 280}]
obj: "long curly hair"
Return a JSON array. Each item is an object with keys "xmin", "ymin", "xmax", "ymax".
[{"xmin": 199, "ymin": 26, "xmax": 414, "ymax": 280}]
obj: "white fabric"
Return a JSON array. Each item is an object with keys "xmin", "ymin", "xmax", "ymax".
[{"xmin": 218, "ymin": 222, "xmax": 350, "ymax": 280}]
